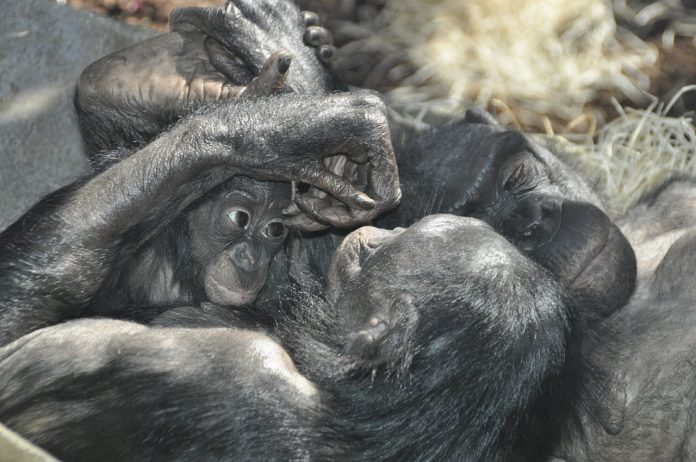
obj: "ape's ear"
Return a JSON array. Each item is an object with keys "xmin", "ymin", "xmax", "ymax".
[
  {"xmin": 491, "ymin": 130, "xmax": 529, "ymax": 157},
  {"xmin": 463, "ymin": 106, "xmax": 500, "ymax": 127}
]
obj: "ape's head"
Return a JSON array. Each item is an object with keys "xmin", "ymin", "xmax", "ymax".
[
  {"xmin": 187, "ymin": 176, "xmax": 291, "ymax": 306},
  {"xmin": 327, "ymin": 214, "xmax": 570, "ymax": 368},
  {"xmin": 397, "ymin": 111, "xmax": 636, "ymax": 317}
]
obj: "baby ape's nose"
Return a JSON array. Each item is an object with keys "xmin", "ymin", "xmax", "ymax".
[
  {"xmin": 507, "ymin": 195, "xmax": 562, "ymax": 252},
  {"xmin": 231, "ymin": 241, "xmax": 260, "ymax": 273}
]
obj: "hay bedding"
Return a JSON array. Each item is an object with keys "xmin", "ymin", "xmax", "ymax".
[{"xmin": 64, "ymin": 0, "xmax": 696, "ymax": 212}]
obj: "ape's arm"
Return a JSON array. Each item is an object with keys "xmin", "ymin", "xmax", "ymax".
[{"xmin": 0, "ymin": 92, "xmax": 399, "ymax": 345}]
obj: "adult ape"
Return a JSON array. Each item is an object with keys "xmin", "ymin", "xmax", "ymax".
[{"xmin": 0, "ymin": 91, "xmax": 400, "ymax": 346}]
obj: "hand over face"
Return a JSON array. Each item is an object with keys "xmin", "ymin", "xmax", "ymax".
[{"xmin": 201, "ymin": 91, "xmax": 401, "ymax": 230}]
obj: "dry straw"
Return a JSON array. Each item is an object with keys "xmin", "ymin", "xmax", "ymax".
[
  {"xmin": 566, "ymin": 86, "xmax": 696, "ymax": 215},
  {"xmin": 377, "ymin": 0, "xmax": 657, "ymax": 132}
]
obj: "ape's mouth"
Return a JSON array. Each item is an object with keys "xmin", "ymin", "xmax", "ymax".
[
  {"xmin": 206, "ymin": 275, "xmax": 261, "ymax": 306},
  {"xmin": 567, "ymin": 225, "xmax": 622, "ymax": 290},
  {"xmin": 532, "ymin": 201, "xmax": 612, "ymax": 288}
]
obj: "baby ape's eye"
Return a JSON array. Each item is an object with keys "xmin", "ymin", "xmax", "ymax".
[
  {"xmin": 228, "ymin": 210, "xmax": 250, "ymax": 228},
  {"xmin": 263, "ymin": 221, "xmax": 287, "ymax": 240}
]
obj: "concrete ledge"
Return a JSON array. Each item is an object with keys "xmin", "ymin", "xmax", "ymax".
[{"xmin": 0, "ymin": 0, "xmax": 155, "ymax": 231}]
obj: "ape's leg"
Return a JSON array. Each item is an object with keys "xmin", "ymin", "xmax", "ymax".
[
  {"xmin": 0, "ymin": 319, "xmax": 330, "ymax": 462},
  {"xmin": 76, "ymin": 0, "xmax": 339, "ymax": 158}
]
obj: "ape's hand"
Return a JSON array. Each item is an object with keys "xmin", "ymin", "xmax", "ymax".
[
  {"xmin": 170, "ymin": 0, "xmax": 337, "ymax": 94},
  {"xmin": 201, "ymin": 91, "xmax": 400, "ymax": 229}
]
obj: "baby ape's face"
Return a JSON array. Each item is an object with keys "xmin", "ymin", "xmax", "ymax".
[{"xmin": 188, "ymin": 176, "xmax": 291, "ymax": 306}]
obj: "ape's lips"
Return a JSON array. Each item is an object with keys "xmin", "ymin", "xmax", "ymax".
[
  {"xmin": 206, "ymin": 275, "xmax": 261, "ymax": 306},
  {"xmin": 567, "ymin": 225, "xmax": 625, "ymax": 290},
  {"xmin": 532, "ymin": 201, "xmax": 613, "ymax": 289}
]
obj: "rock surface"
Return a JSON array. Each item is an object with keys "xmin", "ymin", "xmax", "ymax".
[{"xmin": 0, "ymin": 0, "xmax": 155, "ymax": 231}]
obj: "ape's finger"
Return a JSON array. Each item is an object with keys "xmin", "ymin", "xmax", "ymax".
[
  {"xmin": 307, "ymin": 169, "xmax": 375, "ymax": 210},
  {"xmin": 243, "ymin": 50, "xmax": 293, "ymax": 97},
  {"xmin": 293, "ymin": 196, "xmax": 333, "ymax": 226},
  {"xmin": 302, "ymin": 11, "xmax": 319, "ymax": 27},
  {"xmin": 205, "ymin": 37, "xmax": 255, "ymax": 85},
  {"xmin": 364, "ymin": 142, "xmax": 401, "ymax": 211},
  {"xmin": 284, "ymin": 213, "xmax": 330, "ymax": 232},
  {"xmin": 303, "ymin": 26, "xmax": 333, "ymax": 48},
  {"xmin": 315, "ymin": 204, "xmax": 363, "ymax": 228},
  {"xmin": 317, "ymin": 45, "xmax": 335, "ymax": 64}
]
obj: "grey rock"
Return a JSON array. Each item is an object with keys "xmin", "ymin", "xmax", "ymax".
[{"xmin": 0, "ymin": 0, "xmax": 156, "ymax": 231}]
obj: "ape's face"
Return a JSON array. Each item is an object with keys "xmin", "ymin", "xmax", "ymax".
[
  {"xmin": 188, "ymin": 176, "xmax": 291, "ymax": 306},
  {"xmin": 484, "ymin": 148, "xmax": 636, "ymax": 316}
]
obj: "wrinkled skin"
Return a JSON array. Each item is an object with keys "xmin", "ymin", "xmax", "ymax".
[{"xmin": 75, "ymin": 0, "xmax": 339, "ymax": 157}]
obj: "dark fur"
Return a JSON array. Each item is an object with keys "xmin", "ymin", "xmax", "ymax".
[{"xmin": 0, "ymin": 216, "xmax": 590, "ymax": 462}]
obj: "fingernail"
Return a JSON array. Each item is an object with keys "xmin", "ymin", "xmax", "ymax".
[
  {"xmin": 354, "ymin": 192, "xmax": 375, "ymax": 209},
  {"xmin": 283, "ymin": 203, "xmax": 300, "ymax": 215}
]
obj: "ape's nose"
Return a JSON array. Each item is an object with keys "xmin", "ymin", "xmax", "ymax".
[
  {"xmin": 231, "ymin": 242, "xmax": 260, "ymax": 273},
  {"xmin": 505, "ymin": 195, "xmax": 562, "ymax": 252}
]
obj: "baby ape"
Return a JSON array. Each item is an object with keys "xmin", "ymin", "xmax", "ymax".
[{"xmin": 120, "ymin": 176, "xmax": 290, "ymax": 310}]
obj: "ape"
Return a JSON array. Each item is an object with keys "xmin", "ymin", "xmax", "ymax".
[
  {"xmin": 119, "ymin": 176, "xmax": 291, "ymax": 310},
  {"xmin": 0, "ymin": 1, "xmax": 639, "ymax": 461},
  {"xmin": 49, "ymin": 4, "xmax": 343, "ymax": 320},
  {"xmin": 380, "ymin": 113, "xmax": 636, "ymax": 318}
]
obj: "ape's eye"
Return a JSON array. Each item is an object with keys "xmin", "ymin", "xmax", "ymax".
[
  {"xmin": 264, "ymin": 221, "xmax": 287, "ymax": 240},
  {"xmin": 227, "ymin": 210, "xmax": 250, "ymax": 228},
  {"xmin": 503, "ymin": 163, "xmax": 525, "ymax": 192},
  {"xmin": 501, "ymin": 154, "xmax": 539, "ymax": 193}
]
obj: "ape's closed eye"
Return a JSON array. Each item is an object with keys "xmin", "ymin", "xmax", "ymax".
[
  {"xmin": 228, "ymin": 210, "xmax": 250, "ymax": 228},
  {"xmin": 264, "ymin": 221, "xmax": 287, "ymax": 239},
  {"xmin": 501, "ymin": 153, "xmax": 540, "ymax": 194}
]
